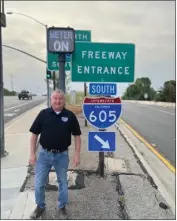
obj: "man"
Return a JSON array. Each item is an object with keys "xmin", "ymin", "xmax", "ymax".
[{"xmin": 29, "ymin": 89, "xmax": 81, "ymax": 219}]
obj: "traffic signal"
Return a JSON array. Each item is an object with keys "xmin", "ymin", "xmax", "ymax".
[{"xmin": 46, "ymin": 70, "xmax": 52, "ymax": 79}]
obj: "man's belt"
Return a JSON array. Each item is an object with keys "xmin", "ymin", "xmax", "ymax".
[{"xmin": 43, "ymin": 148, "xmax": 67, "ymax": 153}]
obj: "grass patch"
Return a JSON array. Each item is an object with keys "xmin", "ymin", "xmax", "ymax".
[{"xmin": 66, "ymin": 91, "xmax": 85, "ymax": 105}]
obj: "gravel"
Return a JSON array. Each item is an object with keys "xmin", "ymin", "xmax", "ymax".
[{"xmin": 22, "ymin": 123, "xmax": 175, "ymax": 220}]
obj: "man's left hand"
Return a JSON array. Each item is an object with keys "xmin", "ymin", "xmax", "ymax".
[{"xmin": 73, "ymin": 153, "xmax": 80, "ymax": 167}]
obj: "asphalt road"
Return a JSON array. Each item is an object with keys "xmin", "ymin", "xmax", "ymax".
[
  {"xmin": 4, "ymin": 96, "xmax": 46, "ymax": 124},
  {"xmin": 121, "ymin": 101, "xmax": 176, "ymax": 166}
]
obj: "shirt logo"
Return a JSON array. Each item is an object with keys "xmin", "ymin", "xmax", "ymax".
[{"xmin": 61, "ymin": 117, "xmax": 68, "ymax": 122}]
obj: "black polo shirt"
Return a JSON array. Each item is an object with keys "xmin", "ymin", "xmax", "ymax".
[{"xmin": 29, "ymin": 107, "xmax": 81, "ymax": 151}]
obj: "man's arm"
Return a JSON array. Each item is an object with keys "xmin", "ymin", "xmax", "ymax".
[
  {"xmin": 29, "ymin": 110, "xmax": 43, "ymax": 165},
  {"xmin": 73, "ymin": 135, "xmax": 81, "ymax": 167},
  {"xmin": 71, "ymin": 113, "xmax": 82, "ymax": 167},
  {"xmin": 74, "ymin": 135, "xmax": 81, "ymax": 153},
  {"xmin": 30, "ymin": 133, "xmax": 39, "ymax": 156}
]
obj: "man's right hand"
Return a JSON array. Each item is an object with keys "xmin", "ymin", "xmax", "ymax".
[{"xmin": 29, "ymin": 154, "xmax": 36, "ymax": 166}]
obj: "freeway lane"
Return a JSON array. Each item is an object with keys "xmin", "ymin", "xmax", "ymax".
[
  {"xmin": 121, "ymin": 101, "xmax": 176, "ymax": 166},
  {"xmin": 4, "ymin": 96, "xmax": 46, "ymax": 124}
]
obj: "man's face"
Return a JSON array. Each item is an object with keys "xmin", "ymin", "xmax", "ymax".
[{"xmin": 51, "ymin": 92, "xmax": 65, "ymax": 111}]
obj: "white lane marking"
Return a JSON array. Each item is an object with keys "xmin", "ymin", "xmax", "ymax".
[
  {"xmin": 5, "ymin": 102, "xmax": 46, "ymax": 132},
  {"xmin": 139, "ymin": 105, "xmax": 175, "ymax": 116},
  {"xmin": 4, "ymin": 100, "xmax": 34, "ymax": 111},
  {"xmin": 14, "ymin": 109, "xmax": 20, "ymax": 112},
  {"xmin": 4, "ymin": 113, "xmax": 16, "ymax": 117}
]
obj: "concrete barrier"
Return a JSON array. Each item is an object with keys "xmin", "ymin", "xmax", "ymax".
[{"xmin": 122, "ymin": 100, "xmax": 175, "ymax": 108}]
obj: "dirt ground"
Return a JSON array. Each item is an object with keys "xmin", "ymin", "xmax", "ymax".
[{"xmin": 65, "ymin": 104, "xmax": 82, "ymax": 115}]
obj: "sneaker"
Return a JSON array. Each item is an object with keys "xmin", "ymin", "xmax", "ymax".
[
  {"xmin": 30, "ymin": 205, "xmax": 45, "ymax": 219},
  {"xmin": 59, "ymin": 207, "xmax": 68, "ymax": 219}
]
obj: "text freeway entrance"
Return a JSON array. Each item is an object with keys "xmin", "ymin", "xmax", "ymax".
[{"xmin": 71, "ymin": 42, "xmax": 135, "ymax": 82}]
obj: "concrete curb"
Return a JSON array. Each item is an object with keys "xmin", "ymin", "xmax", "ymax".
[
  {"xmin": 122, "ymin": 100, "xmax": 175, "ymax": 108},
  {"xmin": 115, "ymin": 123, "xmax": 175, "ymax": 216}
]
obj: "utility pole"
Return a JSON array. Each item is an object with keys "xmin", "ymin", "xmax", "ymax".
[
  {"xmin": 10, "ymin": 74, "xmax": 13, "ymax": 92},
  {"xmin": 0, "ymin": 0, "xmax": 8, "ymax": 156}
]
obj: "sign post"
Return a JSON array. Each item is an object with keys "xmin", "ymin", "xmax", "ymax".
[
  {"xmin": 83, "ymin": 96, "xmax": 122, "ymax": 177},
  {"xmin": 47, "ymin": 27, "xmax": 75, "ymax": 92},
  {"xmin": 72, "ymin": 39, "xmax": 135, "ymax": 178}
]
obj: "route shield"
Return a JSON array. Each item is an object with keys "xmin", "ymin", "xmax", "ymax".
[{"xmin": 82, "ymin": 96, "xmax": 122, "ymax": 129}]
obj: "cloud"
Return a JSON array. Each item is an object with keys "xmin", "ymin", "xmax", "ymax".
[{"xmin": 2, "ymin": 1, "xmax": 175, "ymax": 95}]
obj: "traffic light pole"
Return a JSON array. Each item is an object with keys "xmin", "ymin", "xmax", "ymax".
[
  {"xmin": 45, "ymin": 25, "xmax": 50, "ymax": 107},
  {"xmin": 47, "ymin": 78, "xmax": 50, "ymax": 107}
]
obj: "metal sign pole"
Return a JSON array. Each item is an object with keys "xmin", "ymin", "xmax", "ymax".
[
  {"xmin": 0, "ymin": 0, "xmax": 8, "ymax": 157},
  {"xmin": 98, "ymin": 128, "xmax": 105, "ymax": 177},
  {"xmin": 58, "ymin": 53, "xmax": 66, "ymax": 92},
  {"xmin": 0, "ymin": 14, "xmax": 5, "ymax": 157},
  {"xmin": 84, "ymin": 82, "xmax": 87, "ymax": 127},
  {"xmin": 53, "ymin": 71, "xmax": 56, "ymax": 90}
]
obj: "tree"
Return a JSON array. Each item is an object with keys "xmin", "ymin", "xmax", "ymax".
[
  {"xmin": 122, "ymin": 77, "xmax": 154, "ymax": 100},
  {"xmin": 3, "ymin": 88, "xmax": 17, "ymax": 96},
  {"xmin": 163, "ymin": 80, "xmax": 176, "ymax": 102}
]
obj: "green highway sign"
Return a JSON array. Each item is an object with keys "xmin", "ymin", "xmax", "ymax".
[
  {"xmin": 75, "ymin": 30, "xmax": 91, "ymax": 42},
  {"xmin": 47, "ymin": 53, "xmax": 71, "ymax": 71},
  {"xmin": 71, "ymin": 42, "xmax": 135, "ymax": 83},
  {"xmin": 47, "ymin": 30, "xmax": 91, "ymax": 71}
]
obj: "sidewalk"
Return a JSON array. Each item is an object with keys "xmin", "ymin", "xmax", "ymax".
[
  {"xmin": 1, "ymin": 103, "xmax": 46, "ymax": 219},
  {"xmin": 1, "ymin": 104, "xmax": 175, "ymax": 219}
]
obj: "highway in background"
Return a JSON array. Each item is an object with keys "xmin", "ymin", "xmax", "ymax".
[
  {"xmin": 4, "ymin": 96, "xmax": 46, "ymax": 123},
  {"xmin": 121, "ymin": 101, "xmax": 176, "ymax": 166}
]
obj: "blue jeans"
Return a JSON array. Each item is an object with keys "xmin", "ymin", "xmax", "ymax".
[{"xmin": 34, "ymin": 146, "xmax": 69, "ymax": 209}]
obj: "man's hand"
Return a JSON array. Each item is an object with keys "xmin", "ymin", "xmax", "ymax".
[
  {"xmin": 73, "ymin": 152, "xmax": 80, "ymax": 167},
  {"xmin": 29, "ymin": 154, "xmax": 36, "ymax": 166}
]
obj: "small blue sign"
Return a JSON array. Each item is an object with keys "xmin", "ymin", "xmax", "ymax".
[
  {"xmin": 83, "ymin": 97, "xmax": 122, "ymax": 129},
  {"xmin": 89, "ymin": 83, "xmax": 117, "ymax": 96},
  {"xmin": 88, "ymin": 131, "xmax": 116, "ymax": 152},
  {"xmin": 65, "ymin": 53, "xmax": 71, "ymax": 59}
]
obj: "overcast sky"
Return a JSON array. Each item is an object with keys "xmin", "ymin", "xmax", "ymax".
[{"xmin": 2, "ymin": 1, "xmax": 175, "ymax": 96}]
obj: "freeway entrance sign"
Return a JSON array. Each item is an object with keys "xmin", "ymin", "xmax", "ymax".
[
  {"xmin": 88, "ymin": 131, "xmax": 116, "ymax": 152},
  {"xmin": 83, "ymin": 96, "xmax": 122, "ymax": 129},
  {"xmin": 71, "ymin": 42, "xmax": 135, "ymax": 82},
  {"xmin": 89, "ymin": 83, "xmax": 117, "ymax": 96},
  {"xmin": 47, "ymin": 30, "xmax": 91, "ymax": 71}
]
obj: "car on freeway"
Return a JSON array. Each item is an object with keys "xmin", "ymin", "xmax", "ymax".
[{"xmin": 18, "ymin": 90, "xmax": 32, "ymax": 100}]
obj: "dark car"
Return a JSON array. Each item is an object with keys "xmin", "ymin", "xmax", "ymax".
[{"xmin": 18, "ymin": 90, "xmax": 32, "ymax": 100}]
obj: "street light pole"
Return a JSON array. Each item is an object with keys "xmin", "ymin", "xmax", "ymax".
[
  {"xmin": 6, "ymin": 12, "xmax": 50, "ymax": 107},
  {"xmin": 0, "ymin": 0, "xmax": 8, "ymax": 156},
  {"xmin": 0, "ymin": 9, "xmax": 5, "ymax": 156}
]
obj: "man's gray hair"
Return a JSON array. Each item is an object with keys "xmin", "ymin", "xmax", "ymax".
[{"xmin": 51, "ymin": 89, "xmax": 65, "ymax": 97}]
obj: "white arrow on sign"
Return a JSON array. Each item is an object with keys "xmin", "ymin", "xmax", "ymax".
[{"xmin": 94, "ymin": 134, "xmax": 110, "ymax": 149}]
